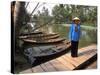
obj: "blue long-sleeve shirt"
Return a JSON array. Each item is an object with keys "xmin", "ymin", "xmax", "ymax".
[{"xmin": 69, "ymin": 23, "xmax": 81, "ymax": 41}]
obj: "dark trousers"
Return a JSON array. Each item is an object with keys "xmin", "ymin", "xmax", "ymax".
[{"xmin": 71, "ymin": 40, "xmax": 79, "ymax": 57}]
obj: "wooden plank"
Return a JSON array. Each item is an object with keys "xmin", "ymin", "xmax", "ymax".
[
  {"xmin": 73, "ymin": 54, "xmax": 97, "ymax": 70},
  {"xmin": 23, "ymin": 38, "xmax": 65, "ymax": 44},
  {"xmin": 65, "ymin": 51, "xmax": 96, "ymax": 66},
  {"xmin": 32, "ymin": 65, "xmax": 44, "ymax": 73},
  {"xmin": 78, "ymin": 44, "xmax": 96, "ymax": 51},
  {"xmin": 32, "ymin": 44, "xmax": 97, "ymax": 72},
  {"xmin": 19, "ymin": 69, "xmax": 33, "ymax": 74},
  {"xmin": 49, "ymin": 59, "xmax": 70, "ymax": 71},
  {"xmin": 40, "ymin": 62, "xmax": 57, "ymax": 72},
  {"xmin": 56, "ymin": 56, "xmax": 75, "ymax": 70},
  {"xmin": 64, "ymin": 44, "xmax": 97, "ymax": 69},
  {"xmin": 62, "ymin": 55, "xmax": 79, "ymax": 67},
  {"xmin": 78, "ymin": 50, "xmax": 96, "ymax": 63},
  {"xmin": 66, "ymin": 45, "xmax": 96, "ymax": 58},
  {"xmin": 63, "ymin": 55, "xmax": 80, "ymax": 65},
  {"xmin": 43, "ymin": 34, "xmax": 59, "ymax": 40}
]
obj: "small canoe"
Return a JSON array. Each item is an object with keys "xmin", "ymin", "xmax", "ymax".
[
  {"xmin": 19, "ymin": 33, "xmax": 58, "ymax": 39},
  {"xmin": 28, "ymin": 34, "xmax": 59, "ymax": 40},
  {"xmin": 24, "ymin": 42, "xmax": 71, "ymax": 64},
  {"xmin": 19, "ymin": 31, "xmax": 43, "ymax": 36},
  {"xmin": 29, "ymin": 33, "xmax": 58, "ymax": 38},
  {"xmin": 23, "ymin": 38, "xmax": 65, "ymax": 44}
]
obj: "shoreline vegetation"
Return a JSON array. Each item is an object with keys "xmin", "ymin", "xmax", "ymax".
[{"xmin": 52, "ymin": 24, "xmax": 97, "ymax": 30}]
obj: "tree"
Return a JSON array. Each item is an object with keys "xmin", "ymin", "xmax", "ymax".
[
  {"xmin": 52, "ymin": 4, "xmax": 97, "ymax": 26},
  {"xmin": 32, "ymin": 6, "xmax": 52, "ymax": 29}
]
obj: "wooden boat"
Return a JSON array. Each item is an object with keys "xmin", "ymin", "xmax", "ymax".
[
  {"xmin": 29, "ymin": 33, "xmax": 58, "ymax": 38},
  {"xmin": 19, "ymin": 31, "xmax": 43, "ymax": 36},
  {"xmin": 24, "ymin": 41, "xmax": 71, "ymax": 65},
  {"xmin": 28, "ymin": 34, "xmax": 59, "ymax": 40},
  {"xmin": 19, "ymin": 33, "xmax": 58, "ymax": 39},
  {"xmin": 23, "ymin": 38, "xmax": 65, "ymax": 44},
  {"xmin": 34, "ymin": 43, "xmax": 71, "ymax": 58}
]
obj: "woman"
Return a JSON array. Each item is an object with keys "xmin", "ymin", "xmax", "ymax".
[{"xmin": 69, "ymin": 17, "xmax": 81, "ymax": 57}]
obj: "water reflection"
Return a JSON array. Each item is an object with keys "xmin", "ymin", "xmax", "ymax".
[
  {"xmin": 44, "ymin": 24, "xmax": 97, "ymax": 48},
  {"xmin": 81, "ymin": 30, "xmax": 86, "ymax": 37},
  {"xmin": 48, "ymin": 26, "xmax": 54, "ymax": 33}
]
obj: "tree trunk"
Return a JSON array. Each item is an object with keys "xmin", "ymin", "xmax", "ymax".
[{"xmin": 14, "ymin": 2, "xmax": 26, "ymax": 52}]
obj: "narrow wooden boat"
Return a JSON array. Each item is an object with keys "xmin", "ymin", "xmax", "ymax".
[
  {"xmin": 18, "ymin": 33, "xmax": 58, "ymax": 39},
  {"xmin": 28, "ymin": 34, "xmax": 59, "ymax": 40},
  {"xmin": 29, "ymin": 33, "xmax": 58, "ymax": 38},
  {"xmin": 19, "ymin": 31, "xmax": 43, "ymax": 36},
  {"xmin": 23, "ymin": 38, "xmax": 65, "ymax": 44},
  {"xmin": 33, "ymin": 43, "xmax": 71, "ymax": 58},
  {"xmin": 24, "ymin": 41, "xmax": 71, "ymax": 65}
]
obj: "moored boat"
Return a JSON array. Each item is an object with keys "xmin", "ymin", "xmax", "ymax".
[{"xmin": 24, "ymin": 41, "xmax": 71, "ymax": 65}]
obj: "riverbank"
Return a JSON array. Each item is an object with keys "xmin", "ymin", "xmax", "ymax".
[{"xmin": 54, "ymin": 24, "xmax": 97, "ymax": 30}]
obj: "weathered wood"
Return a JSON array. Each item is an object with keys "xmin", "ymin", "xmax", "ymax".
[
  {"xmin": 40, "ymin": 62, "xmax": 57, "ymax": 72},
  {"xmin": 32, "ymin": 65, "xmax": 44, "ymax": 72},
  {"xmin": 19, "ymin": 33, "xmax": 57, "ymax": 38},
  {"xmin": 25, "ymin": 43, "xmax": 71, "ymax": 58},
  {"xmin": 19, "ymin": 31, "xmax": 43, "ymax": 36},
  {"xmin": 20, "ymin": 44, "xmax": 97, "ymax": 73},
  {"xmin": 56, "ymin": 56, "xmax": 75, "ymax": 70},
  {"xmin": 19, "ymin": 68, "xmax": 32, "ymax": 74},
  {"xmin": 23, "ymin": 38, "xmax": 65, "ymax": 44},
  {"xmin": 73, "ymin": 54, "xmax": 97, "ymax": 70},
  {"xmin": 22, "ymin": 34, "xmax": 59, "ymax": 41},
  {"xmin": 62, "ymin": 55, "xmax": 79, "ymax": 66},
  {"xmin": 31, "ymin": 33, "xmax": 58, "ymax": 38},
  {"xmin": 38, "ymin": 34, "xmax": 59, "ymax": 40},
  {"xmin": 65, "ymin": 44, "xmax": 97, "ymax": 65},
  {"xmin": 65, "ymin": 44, "xmax": 97, "ymax": 70},
  {"xmin": 49, "ymin": 59, "xmax": 70, "ymax": 71}
]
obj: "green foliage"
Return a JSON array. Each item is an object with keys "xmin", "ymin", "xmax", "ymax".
[
  {"xmin": 52, "ymin": 4, "xmax": 97, "ymax": 26},
  {"xmin": 32, "ymin": 6, "xmax": 52, "ymax": 28},
  {"xmin": 30, "ymin": 4, "xmax": 97, "ymax": 29}
]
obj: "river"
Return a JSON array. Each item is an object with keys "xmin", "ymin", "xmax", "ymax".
[{"xmin": 43, "ymin": 24, "xmax": 97, "ymax": 48}]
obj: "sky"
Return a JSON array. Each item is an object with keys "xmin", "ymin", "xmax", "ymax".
[{"xmin": 26, "ymin": 2, "xmax": 57, "ymax": 16}]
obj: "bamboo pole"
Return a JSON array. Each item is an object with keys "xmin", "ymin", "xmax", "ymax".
[
  {"xmin": 32, "ymin": 4, "xmax": 64, "ymax": 31},
  {"xmin": 30, "ymin": 2, "xmax": 39, "ymax": 16},
  {"xmin": 25, "ymin": 2, "xmax": 29, "ymax": 9}
]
